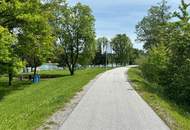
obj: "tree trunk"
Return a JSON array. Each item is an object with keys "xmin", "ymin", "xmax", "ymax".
[
  {"xmin": 70, "ymin": 69, "xmax": 74, "ymax": 75},
  {"xmin": 70, "ymin": 65, "xmax": 75, "ymax": 75},
  {"xmin": 31, "ymin": 66, "xmax": 33, "ymax": 72},
  {"xmin": 34, "ymin": 65, "xmax": 37, "ymax": 76},
  {"xmin": 68, "ymin": 65, "xmax": 75, "ymax": 75},
  {"xmin": 67, "ymin": 64, "xmax": 74, "ymax": 76},
  {"xmin": 8, "ymin": 72, "xmax": 13, "ymax": 86}
]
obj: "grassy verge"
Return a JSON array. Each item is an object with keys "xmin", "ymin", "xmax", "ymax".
[
  {"xmin": 128, "ymin": 67, "xmax": 190, "ymax": 130},
  {"xmin": 0, "ymin": 68, "xmax": 107, "ymax": 130}
]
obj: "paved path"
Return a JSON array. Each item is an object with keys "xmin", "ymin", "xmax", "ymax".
[{"xmin": 59, "ymin": 67, "xmax": 170, "ymax": 130}]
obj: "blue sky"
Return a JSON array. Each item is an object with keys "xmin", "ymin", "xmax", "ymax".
[{"xmin": 69, "ymin": 0, "xmax": 183, "ymax": 49}]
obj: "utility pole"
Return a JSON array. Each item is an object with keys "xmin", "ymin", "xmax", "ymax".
[{"xmin": 105, "ymin": 45, "xmax": 107, "ymax": 70}]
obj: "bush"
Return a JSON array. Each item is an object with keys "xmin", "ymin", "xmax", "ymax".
[
  {"xmin": 135, "ymin": 55, "xmax": 146, "ymax": 65},
  {"xmin": 141, "ymin": 63, "xmax": 162, "ymax": 83},
  {"xmin": 140, "ymin": 44, "xmax": 169, "ymax": 83},
  {"xmin": 163, "ymin": 59, "xmax": 190, "ymax": 105}
]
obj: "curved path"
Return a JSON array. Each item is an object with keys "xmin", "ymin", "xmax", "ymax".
[{"xmin": 59, "ymin": 67, "xmax": 170, "ymax": 130}]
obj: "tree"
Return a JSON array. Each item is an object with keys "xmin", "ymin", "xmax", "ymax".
[
  {"xmin": 96, "ymin": 37, "xmax": 109, "ymax": 66},
  {"xmin": 92, "ymin": 37, "xmax": 111, "ymax": 67},
  {"xmin": 141, "ymin": 43, "xmax": 169, "ymax": 83},
  {"xmin": 129, "ymin": 48, "xmax": 143, "ymax": 65},
  {"xmin": 0, "ymin": 0, "xmax": 54, "ymax": 76},
  {"xmin": 111, "ymin": 34, "xmax": 132, "ymax": 66},
  {"xmin": 96, "ymin": 37, "xmax": 109, "ymax": 54},
  {"xmin": 17, "ymin": 10, "xmax": 54, "ymax": 76},
  {"xmin": 0, "ymin": 26, "xmax": 24, "ymax": 86},
  {"xmin": 0, "ymin": 26, "xmax": 14, "ymax": 68},
  {"xmin": 0, "ymin": 0, "xmax": 26, "ymax": 30},
  {"xmin": 136, "ymin": 0, "xmax": 171, "ymax": 50},
  {"xmin": 58, "ymin": 2, "xmax": 96, "ymax": 75},
  {"xmin": 162, "ymin": 0, "xmax": 190, "ymax": 104},
  {"xmin": 41, "ymin": 0, "xmax": 68, "ymax": 68},
  {"xmin": 138, "ymin": 0, "xmax": 190, "ymax": 105}
]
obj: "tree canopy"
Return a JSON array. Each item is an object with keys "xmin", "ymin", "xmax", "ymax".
[
  {"xmin": 137, "ymin": 0, "xmax": 190, "ymax": 105},
  {"xmin": 136, "ymin": 0, "xmax": 171, "ymax": 50},
  {"xmin": 57, "ymin": 2, "xmax": 96, "ymax": 75},
  {"xmin": 0, "ymin": 0, "xmax": 54, "ymax": 84},
  {"xmin": 111, "ymin": 34, "xmax": 132, "ymax": 66},
  {"xmin": 0, "ymin": 26, "xmax": 24, "ymax": 85}
]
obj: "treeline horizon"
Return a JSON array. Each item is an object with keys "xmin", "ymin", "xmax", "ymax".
[{"xmin": 0, "ymin": 0, "xmax": 141, "ymax": 86}]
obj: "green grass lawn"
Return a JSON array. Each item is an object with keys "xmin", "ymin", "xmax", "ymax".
[
  {"xmin": 128, "ymin": 67, "xmax": 190, "ymax": 130},
  {"xmin": 0, "ymin": 68, "xmax": 107, "ymax": 130}
]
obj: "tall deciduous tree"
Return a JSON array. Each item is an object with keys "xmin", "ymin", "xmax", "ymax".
[
  {"xmin": 162, "ymin": 0, "xmax": 190, "ymax": 104},
  {"xmin": 58, "ymin": 2, "xmax": 96, "ymax": 75},
  {"xmin": 0, "ymin": 0, "xmax": 54, "ymax": 76},
  {"xmin": 0, "ymin": 26, "xmax": 24, "ymax": 86},
  {"xmin": 111, "ymin": 34, "xmax": 132, "ymax": 66},
  {"xmin": 136, "ymin": 0, "xmax": 171, "ymax": 50},
  {"xmin": 97, "ymin": 37, "xmax": 109, "ymax": 54},
  {"xmin": 95, "ymin": 37, "xmax": 109, "ymax": 66},
  {"xmin": 17, "ymin": 10, "xmax": 54, "ymax": 76},
  {"xmin": 0, "ymin": 26, "xmax": 14, "ymax": 67}
]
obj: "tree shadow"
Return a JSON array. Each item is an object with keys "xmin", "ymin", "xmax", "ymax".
[
  {"xmin": 0, "ymin": 79, "xmax": 31, "ymax": 101},
  {"xmin": 21, "ymin": 74, "xmax": 71, "ymax": 79},
  {"xmin": 39, "ymin": 74, "xmax": 71, "ymax": 79},
  {"xmin": 0, "ymin": 74, "xmax": 71, "ymax": 101}
]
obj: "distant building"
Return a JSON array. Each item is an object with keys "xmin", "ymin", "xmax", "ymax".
[{"xmin": 38, "ymin": 63, "xmax": 59, "ymax": 71}]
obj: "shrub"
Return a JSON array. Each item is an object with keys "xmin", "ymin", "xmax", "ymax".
[
  {"xmin": 141, "ymin": 44, "xmax": 169, "ymax": 83},
  {"xmin": 135, "ymin": 55, "xmax": 146, "ymax": 65},
  {"xmin": 163, "ymin": 59, "xmax": 190, "ymax": 105}
]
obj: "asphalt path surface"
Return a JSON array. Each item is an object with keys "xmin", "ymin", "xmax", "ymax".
[{"xmin": 59, "ymin": 67, "xmax": 170, "ymax": 130}]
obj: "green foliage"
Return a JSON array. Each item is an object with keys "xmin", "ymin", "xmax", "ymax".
[
  {"xmin": 138, "ymin": 0, "xmax": 190, "ymax": 106},
  {"xmin": 136, "ymin": 0, "xmax": 171, "ymax": 50},
  {"xmin": 147, "ymin": 44, "xmax": 169, "ymax": 66},
  {"xmin": 141, "ymin": 44, "xmax": 169, "ymax": 83},
  {"xmin": 128, "ymin": 67, "xmax": 190, "ymax": 130},
  {"xmin": 92, "ymin": 37, "xmax": 109, "ymax": 66},
  {"xmin": 161, "ymin": 0, "xmax": 190, "ymax": 105},
  {"xmin": 96, "ymin": 37, "xmax": 109, "ymax": 54},
  {"xmin": 0, "ymin": 26, "xmax": 14, "ymax": 66},
  {"xmin": 111, "ymin": 34, "xmax": 132, "ymax": 65},
  {"xmin": 135, "ymin": 55, "xmax": 146, "ymax": 65},
  {"xmin": 0, "ymin": 26, "xmax": 24, "ymax": 85},
  {"xmin": 0, "ymin": 0, "xmax": 54, "ymax": 76},
  {"xmin": 17, "ymin": 1, "xmax": 54, "ymax": 75},
  {"xmin": 163, "ymin": 60, "xmax": 190, "ymax": 105},
  {"xmin": 129, "ymin": 48, "xmax": 143, "ymax": 65},
  {"xmin": 57, "ymin": 2, "xmax": 96, "ymax": 75},
  {"xmin": 18, "ymin": 15, "xmax": 53, "ymax": 72},
  {"xmin": 0, "ymin": 0, "xmax": 97, "ymax": 84}
]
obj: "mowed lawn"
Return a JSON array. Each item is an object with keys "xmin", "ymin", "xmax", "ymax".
[
  {"xmin": 128, "ymin": 67, "xmax": 190, "ymax": 130},
  {"xmin": 0, "ymin": 68, "xmax": 107, "ymax": 130}
]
